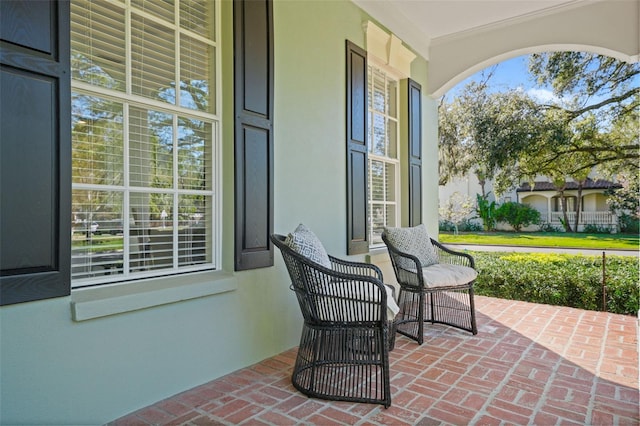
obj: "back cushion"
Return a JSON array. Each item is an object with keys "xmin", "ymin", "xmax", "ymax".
[
  {"xmin": 285, "ymin": 223, "xmax": 332, "ymax": 269},
  {"xmin": 383, "ymin": 224, "xmax": 438, "ymax": 269}
]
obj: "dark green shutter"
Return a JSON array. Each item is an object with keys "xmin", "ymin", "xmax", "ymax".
[
  {"xmin": 408, "ymin": 79, "xmax": 422, "ymax": 227},
  {"xmin": 346, "ymin": 41, "xmax": 369, "ymax": 255},
  {"xmin": 0, "ymin": 0, "xmax": 71, "ymax": 305},
  {"xmin": 233, "ymin": 0, "xmax": 274, "ymax": 270}
]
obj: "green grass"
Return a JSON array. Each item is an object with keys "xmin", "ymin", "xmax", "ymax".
[{"xmin": 439, "ymin": 232, "xmax": 639, "ymax": 250}]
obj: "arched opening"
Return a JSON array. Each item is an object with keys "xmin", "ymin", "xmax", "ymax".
[{"xmin": 437, "ymin": 50, "xmax": 638, "ymax": 234}]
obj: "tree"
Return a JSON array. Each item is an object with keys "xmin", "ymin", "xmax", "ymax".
[
  {"xmin": 528, "ymin": 52, "xmax": 639, "ymax": 177},
  {"xmin": 605, "ymin": 172, "xmax": 639, "ymax": 233},
  {"xmin": 439, "ymin": 52, "xmax": 639, "ymax": 234},
  {"xmin": 438, "ymin": 80, "xmax": 543, "ymax": 190},
  {"xmin": 495, "ymin": 202, "xmax": 541, "ymax": 232},
  {"xmin": 439, "ymin": 192, "xmax": 474, "ymax": 234}
]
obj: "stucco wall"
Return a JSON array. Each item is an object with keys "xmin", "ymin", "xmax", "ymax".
[{"xmin": 0, "ymin": 1, "xmax": 434, "ymax": 424}]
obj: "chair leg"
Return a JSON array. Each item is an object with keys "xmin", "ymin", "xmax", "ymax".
[
  {"xmin": 396, "ymin": 286, "xmax": 477, "ymax": 342},
  {"xmin": 469, "ymin": 287, "xmax": 478, "ymax": 335},
  {"xmin": 395, "ymin": 288, "xmax": 425, "ymax": 345}
]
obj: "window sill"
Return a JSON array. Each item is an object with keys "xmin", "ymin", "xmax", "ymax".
[
  {"xmin": 367, "ymin": 247, "xmax": 389, "ymax": 263},
  {"xmin": 70, "ymin": 271, "xmax": 237, "ymax": 321}
]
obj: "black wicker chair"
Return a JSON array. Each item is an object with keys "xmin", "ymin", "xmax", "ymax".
[
  {"xmin": 382, "ymin": 231, "xmax": 478, "ymax": 345},
  {"xmin": 271, "ymin": 234, "xmax": 396, "ymax": 408}
]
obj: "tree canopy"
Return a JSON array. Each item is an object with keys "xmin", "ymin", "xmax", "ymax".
[{"xmin": 438, "ymin": 52, "xmax": 639, "ymax": 196}]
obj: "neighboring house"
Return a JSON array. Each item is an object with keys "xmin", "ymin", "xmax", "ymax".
[
  {"xmin": 517, "ymin": 178, "xmax": 622, "ymax": 232},
  {"xmin": 1, "ymin": 0, "xmax": 637, "ymax": 424},
  {"xmin": 439, "ymin": 174, "xmax": 622, "ymax": 232}
]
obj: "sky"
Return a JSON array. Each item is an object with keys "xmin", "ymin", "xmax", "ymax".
[
  {"xmin": 446, "ymin": 54, "xmax": 558, "ymax": 103},
  {"xmin": 447, "ymin": 53, "xmax": 640, "ymax": 106}
]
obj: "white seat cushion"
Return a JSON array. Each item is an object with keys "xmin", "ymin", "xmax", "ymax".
[{"xmin": 421, "ymin": 264, "xmax": 478, "ymax": 288}]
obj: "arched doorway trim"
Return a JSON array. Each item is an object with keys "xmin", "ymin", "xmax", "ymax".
[{"xmin": 426, "ymin": 0, "xmax": 639, "ymax": 97}]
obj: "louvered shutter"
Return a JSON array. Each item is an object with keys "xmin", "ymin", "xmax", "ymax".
[
  {"xmin": 233, "ymin": 0, "xmax": 274, "ymax": 270},
  {"xmin": 346, "ymin": 41, "xmax": 369, "ymax": 255},
  {"xmin": 0, "ymin": 0, "xmax": 71, "ymax": 305},
  {"xmin": 408, "ymin": 79, "xmax": 422, "ymax": 226}
]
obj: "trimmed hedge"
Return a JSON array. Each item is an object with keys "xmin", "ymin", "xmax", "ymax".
[{"xmin": 472, "ymin": 251, "xmax": 639, "ymax": 315}]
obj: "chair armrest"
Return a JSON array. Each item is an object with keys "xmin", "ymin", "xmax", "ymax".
[
  {"xmin": 329, "ymin": 255, "xmax": 383, "ymax": 281},
  {"xmin": 430, "ymin": 238, "xmax": 475, "ymax": 269}
]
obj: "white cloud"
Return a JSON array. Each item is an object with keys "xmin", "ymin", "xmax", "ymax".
[{"xmin": 527, "ymin": 88, "xmax": 561, "ymax": 104}]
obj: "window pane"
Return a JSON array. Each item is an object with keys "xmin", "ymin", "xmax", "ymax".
[
  {"xmin": 71, "ymin": 0, "xmax": 126, "ymax": 91},
  {"xmin": 72, "ymin": 190, "xmax": 124, "ymax": 280},
  {"xmin": 180, "ymin": 0, "xmax": 215, "ymax": 40},
  {"xmin": 180, "ymin": 34, "xmax": 215, "ymax": 113},
  {"xmin": 131, "ymin": 0, "xmax": 175, "ymax": 22},
  {"xmin": 130, "ymin": 192, "xmax": 174, "ymax": 273},
  {"xmin": 129, "ymin": 107, "xmax": 174, "ymax": 188},
  {"xmin": 72, "ymin": 94, "xmax": 124, "ymax": 186},
  {"xmin": 370, "ymin": 160, "xmax": 385, "ymax": 202},
  {"xmin": 178, "ymin": 117, "xmax": 212, "ymax": 190},
  {"xmin": 384, "ymin": 162, "xmax": 397, "ymax": 202},
  {"xmin": 371, "ymin": 113, "xmax": 386, "ymax": 156},
  {"xmin": 178, "ymin": 194, "xmax": 211, "ymax": 266},
  {"xmin": 370, "ymin": 203, "xmax": 385, "ymax": 245},
  {"xmin": 371, "ymin": 68, "xmax": 386, "ymax": 113},
  {"xmin": 131, "ymin": 16, "xmax": 176, "ymax": 102}
]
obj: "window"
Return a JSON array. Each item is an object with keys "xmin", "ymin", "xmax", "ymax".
[
  {"xmin": 70, "ymin": 0, "xmax": 219, "ymax": 286},
  {"xmin": 368, "ymin": 64, "xmax": 400, "ymax": 246}
]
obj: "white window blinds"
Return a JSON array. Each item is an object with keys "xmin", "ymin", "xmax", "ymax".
[
  {"xmin": 368, "ymin": 65, "xmax": 400, "ymax": 246},
  {"xmin": 70, "ymin": 0, "xmax": 218, "ymax": 286}
]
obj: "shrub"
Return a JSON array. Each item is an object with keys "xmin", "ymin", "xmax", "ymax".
[
  {"xmin": 458, "ymin": 219, "xmax": 483, "ymax": 232},
  {"xmin": 539, "ymin": 222, "xmax": 563, "ymax": 232},
  {"xmin": 439, "ymin": 218, "xmax": 483, "ymax": 232},
  {"xmin": 618, "ymin": 213, "xmax": 640, "ymax": 234},
  {"xmin": 476, "ymin": 194, "xmax": 497, "ymax": 231},
  {"xmin": 583, "ymin": 224, "xmax": 611, "ymax": 234},
  {"xmin": 439, "ymin": 220, "xmax": 456, "ymax": 232},
  {"xmin": 473, "ymin": 251, "xmax": 639, "ymax": 315},
  {"xmin": 495, "ymin": 202, "xmax": 541, "ymax": 231}
]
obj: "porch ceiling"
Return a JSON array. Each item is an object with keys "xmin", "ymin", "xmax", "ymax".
[
  {"xmin": 352, "ymin": 0, "xmax": 640, "ymax": 96},
  {"xmin": 353, "ymin": 0, "xmax": 577, "ymax": 44}
]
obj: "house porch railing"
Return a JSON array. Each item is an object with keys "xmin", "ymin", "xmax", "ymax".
[{"xmin": 549, "ymin": 211, "xmax": 616, "ymax": 227}]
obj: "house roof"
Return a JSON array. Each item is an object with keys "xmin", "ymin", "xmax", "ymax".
[{"xmin": 517, "ymin": 178, "xmax": 622, "ymax": 192}]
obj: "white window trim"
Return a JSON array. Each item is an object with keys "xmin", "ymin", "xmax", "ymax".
[
  {"xmin": 69, "ymin": 0, "xmax": 228, "ymax": 318},
  {"xmin": 70, "ymin": 0, "xmax": 222, "ymax": 288}
]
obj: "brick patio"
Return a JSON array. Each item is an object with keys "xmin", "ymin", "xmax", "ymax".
[{"xmin": 110, "ymin": 296, "xmax": 639, "ymax": 425}]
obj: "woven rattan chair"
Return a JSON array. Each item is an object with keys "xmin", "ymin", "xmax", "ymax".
[
  {"xmin": 271, "ymin": 233, "xmax": 396, "ymax": 408},
  {"xmin": 382, "ymin": 225, "xmax": 478, "ymax": 345}
]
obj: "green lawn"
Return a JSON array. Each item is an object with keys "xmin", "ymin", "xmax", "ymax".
[{"xmin": 439, "ymin": 231, "xmax": 639, "ymax": 250}]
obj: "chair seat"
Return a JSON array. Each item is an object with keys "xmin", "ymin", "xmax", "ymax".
[{"xmin": 419, "ymin": 264, "xmax": 478, "ymax": 288}]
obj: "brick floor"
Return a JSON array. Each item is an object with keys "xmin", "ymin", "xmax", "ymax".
[{"xmin": 110, "ymin": 296, "xmax": 639, "ymax": 425}]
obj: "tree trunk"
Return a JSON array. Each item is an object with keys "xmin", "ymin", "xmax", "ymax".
[
  {"xmin": 573, "ymin": 181, "xmax": 585, "ymax": 232},
  {"xmin": 559, "ymin": 190, "xmax": 573, "ymax": 232},
  {"xmin": 479, "ymin": 179, "xmax": 486, "ymax": 198}
]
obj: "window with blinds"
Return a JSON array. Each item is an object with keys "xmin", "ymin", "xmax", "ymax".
[
  {"xmin": 368, "ymin": 64, "xmax": 400, "ymax": 246},
  {"xmin": 70, "ymin": 0, "xmax": 218, "ymax": 286}
]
